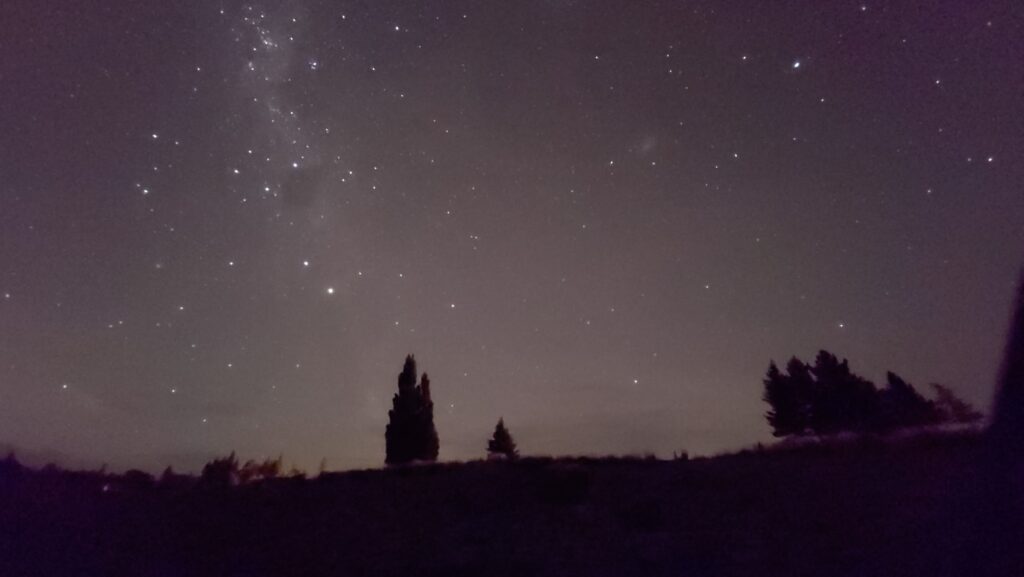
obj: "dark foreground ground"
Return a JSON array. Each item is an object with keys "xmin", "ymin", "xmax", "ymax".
[{"xmin": 0, "ymin": 432, "xmax": 1020, "ymax": 577}]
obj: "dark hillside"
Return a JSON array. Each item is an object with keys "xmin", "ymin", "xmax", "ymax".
[{"xmin": 1, "ymin": 432, "xmax": 1015, "ymax": 576}]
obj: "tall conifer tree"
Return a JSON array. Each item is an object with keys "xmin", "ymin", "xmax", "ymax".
[
  {"xmin": 487, "ymin": 418, "xmax": 518, "ymax": 459},
  {"xmin": 385, "ymin": 355, "xmax": 439, "ymax": 464}
]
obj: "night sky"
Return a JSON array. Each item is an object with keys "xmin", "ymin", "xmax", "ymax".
[{"xmin": 1, "ymin": 1, "xmax": 1021, "ymax": 473}]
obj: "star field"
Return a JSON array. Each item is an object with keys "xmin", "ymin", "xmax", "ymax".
[{"xmin": 0, "ymin": 0, "xmax": 1021, "ymax": 472}]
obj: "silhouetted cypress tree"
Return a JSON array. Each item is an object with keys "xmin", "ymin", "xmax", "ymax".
[
  {"xmin": 487, "ymin": 418, "xmax": 518, "ymax": 459},
  {"xmin": 809, "ymin": 351, "xmax": 878, "ymax": 434},
  {"xmin": 931, "ymin": 383, "xmax": 983, "ymax": 424},
  {"xmin": 763, "ymin": 358, "xmax": 814, "ymax": 436},
  {"xmin": 878, "ymin": 372, "xmax": 939, "ymax": 430},
  {"xmin": 385, "ymin": 355, "xmax": 440, "ymax": 465}
]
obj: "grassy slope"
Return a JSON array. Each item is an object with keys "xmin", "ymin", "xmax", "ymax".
[{"xmin": 0, "ymin": 432, "xmax": 1018, "ymax": 576}]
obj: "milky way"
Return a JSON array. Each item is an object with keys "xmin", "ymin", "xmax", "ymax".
[{"xmin": 0, "ymin": 0, "xmax": 1021, "ymax": 472}]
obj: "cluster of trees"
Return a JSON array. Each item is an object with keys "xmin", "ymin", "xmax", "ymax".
[
  {"xmin": 390, "ymin": 350, "xmax": 980, "ymax": 464},
  {"xmin": 385, "ymin": 355, "xmax": 518, "ymax": 464},
  {"xmin": 23, "ymin": 349, "xmax": 984, "ymax": 488},
  {"xmin": 763, "ymin": 350, "xmax": 982, "ymax": 437},
  {"xmin": 194, "ymin": 354, "xmax": 518, "ymax": 480}
]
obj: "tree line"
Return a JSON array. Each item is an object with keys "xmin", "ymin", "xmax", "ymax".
[
  {"xmin": 202, "ymin": 350, "xmax": 982, "ymax": 484},
  {"xmin": 385, "ymin": 355, "xmax": 516, "ymax": 465},
  {"xmin": 3, "ymin": 350, "xmax": 979, "ymax": 490},
  {"xmin": 763, "ymin": 350, "xmax": 981, "ymax": 437}
]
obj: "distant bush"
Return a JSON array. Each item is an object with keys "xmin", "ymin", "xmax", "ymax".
[
  {"xmin": 200, "ymin": 452, "xmax": 240, "ymax": 488},
  {"xmin": 0, "ymin": 452, "xmax": 23, "ymax": 479},
  {"xmin": 121, "ymin": 469, "xmax": 155, "ymax": 490},
  {"xmin": 197, "ymin": 453, "xmax": 305, "ymax": 488},
  {"xmin": 159, "ymin": 466, "xmax": 194, "ymax": 490},
  {"xmin": 239, "ymin": 456, "xmax": 282, "ymax": 484}
]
